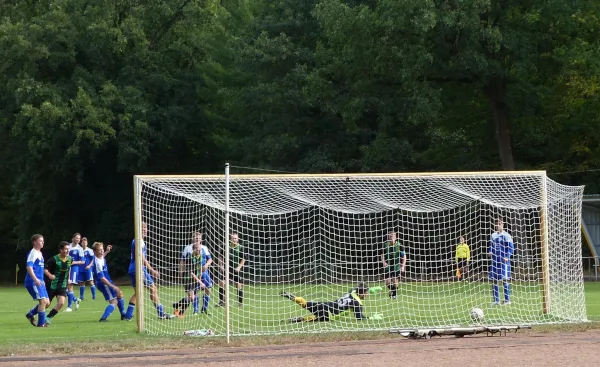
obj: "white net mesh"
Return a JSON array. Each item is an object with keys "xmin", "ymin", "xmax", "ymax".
[{"xmin": 134, "ymin": 171, "xmax": 586, "ymax": 336}]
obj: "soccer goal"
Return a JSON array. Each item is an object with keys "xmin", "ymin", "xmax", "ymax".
[{"xmin": 133, "ymin": 166, "xmax": 587, "ymax": 339}]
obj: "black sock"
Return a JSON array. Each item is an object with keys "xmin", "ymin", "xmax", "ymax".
[
  {"xmin": 392, "ymin": 284, "xmax": 398, "ymax": 297},
  {"xmin": 176, "ymin": 297, "xmax": 187, "ymax": 309},
  {"xmin": 219, "ymin": 287, "xmax": 225, "ymax": 303},
  {"xmin": 48, "ymin": 309, "xmax": 58, "ymax": 318},
  {"xmin": 238, "ymin": 289, "xmax": 243, "ymax": 304},
  {"xmin": 387, "ymin": 284, "xmax": 393, "ymax": 297},
  {"xmin": 181, "ymin": 297, "xmax": 191, "ymax": 313}
]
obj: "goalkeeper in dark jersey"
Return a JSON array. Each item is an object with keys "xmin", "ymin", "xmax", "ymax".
[{"xmin": 280, "ymin": 283, "xmax": 373, "ymax": 322}]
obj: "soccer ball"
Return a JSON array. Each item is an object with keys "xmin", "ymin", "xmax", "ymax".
[{"xmin": 470, "ymin": 307, "xmax": 484, "ymax": 322}]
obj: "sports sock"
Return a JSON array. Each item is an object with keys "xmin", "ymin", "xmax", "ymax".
[
  {"xmin": 492, "ymin": 283, "xmax": 500, "ymax": 303},
  {"xmin": 156, "ymin": 303, "xmax": 165, "ymax": 317},
  {"xmin": 503, "ymin": 282, "xmax": 511, "ymax": 302},
  {"xmin": 125, "ymin": 303, "xmax": 135, "ymax": 319},
  {"xmin": 91, "ymin": 285, "xmax": 97, "ymax": 299},
  {"xmin": 117, "ymin": 298, "xmax": 125, "ymax": 314},
  {"xmin": 67, "ymin": 291, "xmax": 74, "ymax": 307},
  {"xmin": 238, "ymin": 288, "xmax": 243, "ymax": 304},
  {"xmin": 28, "ymin": 304, "xmax": 40, "ymax": 317},
  {"xmin": 387, "ymin": 284, "xmax": 393, "ymax": 297},
  {"xmin": 392, "ymin": 284, "xmax": 398, "ymax": 298},
  {"xmin": 80, "ymin": 286, "xmax": 85, "ymax": 300},
  {"xmin": 193, "ymin": 294, "xmax": 199, "ymax": 313},
  {"xmin": 219, "ymin": 287, "xmax": 225, "ymax": 304},
  {"xmin": 202, "ymin": 295, "xmax": 210, "ymax": 311},
  {"xmin": 47, "ymin": 309, "xmax": 59, "ymax": 319},
  {"xmin": 101, "ymin": 304, "xmax": 115, "ymax": 320},
  {"xmin": 37, "ymin": 311, "xmax": 46, "ymax": 326}
]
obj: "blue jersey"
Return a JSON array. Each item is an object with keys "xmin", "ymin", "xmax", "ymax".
[
  {"xmin": 128, "ymin": 239, "xmax": 147, "ymax": 274},
  {"xmin": 83, "ymin": 247, "xmax": 95, "ymax": 268},
  {"xmin": 69, "ymin": 244, "xmax": 84, "ymax": 272},
  {"xmin": 489, "ymin": 231, "xmax": 514, "ymax": 265},
  {"xmin": 24, "ymin": 249, "xmax": 45, "ymax": 287},
  {"xmin": 93, "ymin": 256, "xmax": 113, "ymax": 283}
]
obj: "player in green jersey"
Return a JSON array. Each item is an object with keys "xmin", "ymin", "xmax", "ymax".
[
  {"xmin": 217, "ymin": 232, "xmax": 246, "ymax": 307},
  {"xmin": 43, "ymin": 241, "xmax": 73, "ymax": 323},
  {"xmin": 173, "ymin": 243, "xmax": 205, "ymax": 317},
  {"xmin": 380, "ymin": 231, "xmax": 406, "ymax": 299}
]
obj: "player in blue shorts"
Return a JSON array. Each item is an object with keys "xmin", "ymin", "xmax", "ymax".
[
  {"xmin": 177, "ymin": 232, "xmax": 213, "ymax": 315},
  {"xmin": 78, "ymin": 237, "xmax": 97, "ymax": 300},
  {"xmin": 489, "ymin": 218, "xmax": 515, "ymax": 305},
  {"xmin": 66, "ymin": 233, "xmax": 85, "ymax": 312},
  {"xmin": 24, "ymin": 234, "xmax": 50, "ymax": 327},
  {"xmin": 92, "ymin": 242, "xmax": 126, "ymax": 322},
  {"xmin": 124, "ymin": 222, "xmax": 174, "ymax": 320}
]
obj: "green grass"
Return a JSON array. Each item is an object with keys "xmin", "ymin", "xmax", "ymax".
[{"xmin": 1, "ymin": 282, "xmax": 599, "ymax": 356}]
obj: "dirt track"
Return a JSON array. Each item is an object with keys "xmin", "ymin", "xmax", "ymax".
[{"xmin": 2, "ymin": 330, "xmax": 599, "ymax": 366}]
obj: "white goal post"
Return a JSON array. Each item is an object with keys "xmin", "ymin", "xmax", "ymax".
[{"xmin": 133, "ymin": 166, "xmax": 587, "ymax": 338}]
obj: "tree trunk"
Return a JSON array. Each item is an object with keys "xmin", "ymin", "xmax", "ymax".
[{"xmin": 484, "ymin": 81, "xmax": 515, "ymax": 170}]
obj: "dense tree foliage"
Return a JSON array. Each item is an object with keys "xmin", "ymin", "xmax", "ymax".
[{"xmin": 1, "ymin": 0, "xmax": 599, "ymax": 281}]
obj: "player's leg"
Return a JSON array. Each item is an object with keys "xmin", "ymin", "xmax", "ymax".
[
  {"xmin": 173, "ymin": 283, "xmax": 190, "ymax": 317},
  {"xmin": 490, "ymin": 266, "xmax": 500, "ymax": 305},
  {"xmin": 201, "ymin": 271, "xmax": 213, "ymax": 313},
  {"xmin": 502, "ymin": 262, "xmax": 511, "ymax": 304},
  {"xmin": 192, "ymin": 289, "xmax": 200, "ymax": 314},
  {"xmin": 66, "ymin": 270, "xmax": 80, "ymax": 311},
  {"xmin": 99, "ymin": 288, "xmax": 119, "ymax": 322},
  {"xmin": 235, "ymin": 273, "xmax": 244, "ymax": 307},
  {"xmin": 280, "ymin": 291, "xmax": 308, "ymax": 308},
  {"xmin": 89, "ymin": 280, "xmax": 97, "ymax": 300},
  {"xmin": 146, "ymin": 273, "xmax": 173, "ymax": 319},
  {"xmin": 217, "ymin": 279, "xmax": 225, "ymax": 306},
  {"xmin": 124, "ymin": 273, "xmax": 137, "ymax": 320},
  {"xmin": 25, "ymin": 285, "xmax": 49, "ymax": 327},
  {"xmin": 47, "ymin": 289, "xmax": 67, "ymax": 323},
  {"xmin": 393, "ymin": 275, "xmax": 399, "ymax": 299},
  {"xmin": 78, "ymin": 280, "xmax": 85, "ymax": 301}
]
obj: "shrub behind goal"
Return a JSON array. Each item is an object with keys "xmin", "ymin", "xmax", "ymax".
[{"xmin": 132, "ymin": 167, "xmax": 586, "ymax": 337}]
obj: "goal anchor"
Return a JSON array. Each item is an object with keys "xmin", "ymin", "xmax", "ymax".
[{"xmin": 389, "ymin": 325, "xmax": 532, "ymax": 339}]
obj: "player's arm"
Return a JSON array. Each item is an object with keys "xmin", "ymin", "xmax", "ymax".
[
  {"xmin": 44, "ymin": 257, "xmax": 56, "ymax": 280},
  {"xmin": 103, "ymin": 245, "xmax": 112, "ymax": 258},
  {"xmin": 505, "ymin": 235, "xmax": 515, "ymax": 262},
  {"xmin": 191, "ymin": 271, "xmax": 205, "ymax": 288},
  {"xmin": 352, "ymin": 301, "xmax": 368, "ymax": 320},
  {"xmin": 236, "ymin": 252, "xmax": 246, "ymax": 271},
  {"xmin": 143, "ymin": 256, "xmax": 159, "ymax": 276},
  {"xmin": 26, "ymin": 253, "xmax": 42, "ymax": 286},
  {"xmin": 381, "ymin": 250, "xmax": 387, "ymax": 267},
  {"xmin": 466, "ymin": 244, "xmax": 471, "ymax": 263},
  {"xmin": 202, "ymin": 248, "xmax": 213, "ymax": 273},
  {"xmin": 488, "ymin": 236, "xmax": 493, "ymax": 257},
  {"xmin": 400, "ymin": 253, "xmax": 407, "ymax": 272}
]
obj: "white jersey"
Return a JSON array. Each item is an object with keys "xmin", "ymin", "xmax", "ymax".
[{"xmin": 181, "ymin": 244, "xmax": 211, "ymax": 259}]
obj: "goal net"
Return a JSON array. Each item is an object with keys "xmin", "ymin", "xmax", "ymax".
[{"xmin": 133, "ymin": 169, "xmax": 586, "ymax": 337}]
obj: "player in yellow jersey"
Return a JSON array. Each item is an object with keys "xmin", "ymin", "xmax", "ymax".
[{"xmin": 455, "ymin": 236, "xmax": 470, "ymax": 281}]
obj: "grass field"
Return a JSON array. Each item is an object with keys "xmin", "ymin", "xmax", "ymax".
[{"xmin": 1, "ymin": 282, "xmax": 599, "ymax": 356}]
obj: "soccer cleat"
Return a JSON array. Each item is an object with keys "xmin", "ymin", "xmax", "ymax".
[
  {"xmin": 289, "ymin": 316, "xmax": 304, "ymax": 323},
  {"xmin": 38, "ymin": 324, "xmax": 48, "ymax": 328},
  {"xmin": 64, "ymin": 307, "xmax": 73, "ymax": 312},
  {"xmin": 238, "ymin": 303, "xmax": 243, "ymax": 308},
  {"xmin": 280, "ymin": 291, "xmax": 295, "ymax": 301},
  {"xmin": 216, "ymin": 301, "xmax": 225, "ymax": 307},
  {"xmin": 99, "ymin": 318, "xmax": 108, "ymax": 322},
  {"xmin": 491, "ymin": 301, "xmax": 500, "ymax": 306},
  {"xmin": 201, "ymin": 309, "xmax": 210, "ymax": 315},
  {"xmin": 173, "ymin": 309, "xmax": 180, "ymax": 317},
  {"xmin": 503, "ymin": 301, "xmax": 511, "ymax": 305},
  {"xmin": 26, "ymin": 314, "xmax": 36, "ymax": 327},
  {"xmin": 121, "ymin": 315, "xmax": 132, "ymax": 321},
  {"xmin": 74, "ymin": 299, "xmax": 80, "ymax": 311},
  {"xmin": 159, "ymin": 313, "xmax": 176, "ymax": 320},
  {"xmin": 391, "ymin": 295, "xmax": 397, "ymax": 299},
  {"xmin": 45, "ymin": 318, "xmax": 52, "ymax": 325}
]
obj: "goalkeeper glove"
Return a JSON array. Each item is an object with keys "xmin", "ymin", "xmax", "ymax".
[
  {"xmin": 368, "ymin": 286, "xmax": 383, "ymax": 294},
  {"xmin": 369, "ymin": 313, "xmax": 383, "ymax": 320}
]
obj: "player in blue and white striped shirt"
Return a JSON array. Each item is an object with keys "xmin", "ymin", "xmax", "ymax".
[
  {"xmin": 66, "ymin": 233, "xmax": 85, "ymax": 311},
  {"xmin": 489, "ymin": 218, "xmax": 515, "ymax": 305},
  {"xmin": 124, "ymin": 222, "xmax": 173, "ymax": 320},
  {"xmin": 92, "ymin": 242, "xmax": 126, "ymax": 322},
  {"xmin": 24, "ymin": 234, "xmax": 50, "ymax": 327},
  {"xmin": 78, "ymin": 237, "xmax": 97, "ymax": 300}
]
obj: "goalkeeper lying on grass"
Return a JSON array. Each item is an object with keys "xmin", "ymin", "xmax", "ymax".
[{"xmin": 280, "ymin": 282, "xmax": 382, "ymax": 322}]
